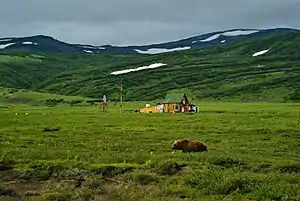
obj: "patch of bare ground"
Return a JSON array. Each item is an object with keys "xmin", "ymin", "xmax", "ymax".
[{"xmin": 0, "ymin": 170, "xmax": 48, "ymax": 198}]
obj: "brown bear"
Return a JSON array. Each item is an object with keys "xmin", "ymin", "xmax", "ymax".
[{"xmin": 172, "ymin": 139, "xmax": 208, "ymax": 153}]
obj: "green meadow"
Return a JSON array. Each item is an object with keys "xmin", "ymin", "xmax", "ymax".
[{"xmin": 1, "ymin": 97, "xmax": 300, "ymax": 201}]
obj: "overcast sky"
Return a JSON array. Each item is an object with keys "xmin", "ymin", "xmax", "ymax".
[{"xmin": 0, "ymin": 0, "xmax": 299, "ymax": 46}]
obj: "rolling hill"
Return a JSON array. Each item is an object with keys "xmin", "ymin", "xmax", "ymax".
[{"xmin": 0, "ymin": 28, "xmax": 300, "ymax": 102}]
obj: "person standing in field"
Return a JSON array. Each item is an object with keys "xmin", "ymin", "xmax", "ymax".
[{"xmin": 99, "ymin": 95, "xmax": 108, "ymax": 112}]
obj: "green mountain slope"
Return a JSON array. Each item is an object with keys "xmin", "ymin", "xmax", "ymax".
[
  {"xmin": 0, "ymin": 86, "xmax": 91, "ymax": 106},
  {"xmin": 0, "ymin": 29, "xmax": 300, "ymax": 102}
]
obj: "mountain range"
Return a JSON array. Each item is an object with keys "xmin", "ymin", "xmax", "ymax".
[
  {"xmin": 0, "ymin": 27, "xmax": 300, "ymax": 102},
  {"xmin": 0, "ymin": 28, "xmax": 297, "ymax": 55}
]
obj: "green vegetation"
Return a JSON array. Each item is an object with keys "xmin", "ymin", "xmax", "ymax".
[
  {"xmin": 1, "ymin": 29, "xmax": 300, "ymax": 200},
  {"xmin": 0, "ymin": 87, "xmax": 92, "ymax": 107},
  {"xmin": 1, "ymin": 99, "xmax": 300, "ymax": 200},
  {"xmin": 1, "ymin": 29, "xmax": 300, "ymax": 102}
]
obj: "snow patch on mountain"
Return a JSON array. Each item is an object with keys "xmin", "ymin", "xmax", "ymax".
[
  {"xmin": 221, "ymin": 40, "xmax": 226, "ymax": 43},
  {"xmin": 84, "ymin": 50, "xmax": 93, "ymax": 53},
  {"xmin": 80, "ymin": 45, "xmax": 95, "ymax": 49},
  {"xmin": 135, "ymin": 46, "xmax": 191, "ymax": 54},
  {"xmin": 0, "ymin": 39, "xmax": 12, "ymax": 42},
  {"xmin": 252, "ymin": 49, "xmax": 270, "ymax": 57},
  {"xmin": 79, "ymin": 45, "xmax": 106, "ymax": 50},
  {"xmin": 200, "ymin": 30, "xmax": 259, "ymax": 42},
  {"xmin": 22, "ymin": 41, "xmax": 38, "ymax": 45},
  {"xmin": 222, "ymin": 30, "xmax": 259, "ymax": 36},
  {"xmin": 0, "ymin": 43, "xmax": 15, "ymax": 49},
  {"xmin": 97, "ymin": 46, "xmax": 106, "ymax": 50},
  {"xmin": 111, "ymin": 63, "xmax": 167, "ymax": 75}
]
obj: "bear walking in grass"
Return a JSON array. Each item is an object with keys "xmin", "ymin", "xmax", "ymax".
[{"xmin": 172, "ymin": 140, "xmax": 208, "ymax": 153}]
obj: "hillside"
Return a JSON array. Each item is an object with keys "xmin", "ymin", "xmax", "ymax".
[
  {"xmin": 0, "ymin": 28, "xmax": 300, "ymax": 102},
  {"xmin": 0, "ymin": 87, "xmax": 93, "ymax": 107},
  {"xmin": 0, "ymin": 28, "xmax": 296, "ymax": 55}
]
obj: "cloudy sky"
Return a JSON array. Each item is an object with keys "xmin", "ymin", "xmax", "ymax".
[{"xmin": 0, "ymin": 0, "xmax": 299, "ymax": 46}]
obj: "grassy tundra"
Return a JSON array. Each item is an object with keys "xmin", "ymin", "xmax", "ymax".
[{"xmin": 1, "ymin": 101, "xmax": 300, "ymax": 201}]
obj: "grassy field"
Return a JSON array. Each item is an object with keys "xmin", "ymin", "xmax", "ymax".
[{"xmin": 1, "ymin": 101, "xmax": 300, "ymax": 201}]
